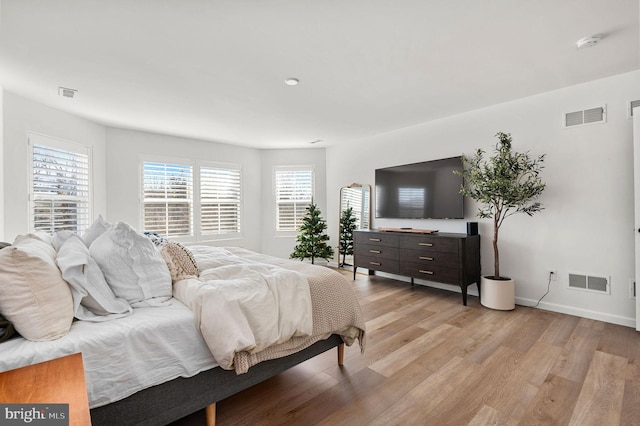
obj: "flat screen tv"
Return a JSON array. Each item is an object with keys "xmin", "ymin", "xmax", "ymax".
[{"xmin": 375, "ymin": 156, "xmax": 464, "ymax": 219}]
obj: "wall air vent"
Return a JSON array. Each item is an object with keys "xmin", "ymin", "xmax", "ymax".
[
  {"xmin": 568, "ymin": 273, "xmax": 610, "ymax": 294},
  {"xmin": 563, "ymin": 105, "xmax": 606, "ymax": 128},
  {"xmin": 628, "ymin": 100, "xmax": 640, "ymax": 119}
]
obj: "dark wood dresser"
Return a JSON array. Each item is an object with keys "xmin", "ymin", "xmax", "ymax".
[{"xmin": 353, "ymin": 229, "xmax": 481, "ymax": 305}]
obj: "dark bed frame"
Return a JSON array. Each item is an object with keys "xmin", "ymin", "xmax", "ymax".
[{"xmin": 89, "ymin": 334, "xmax": 344, "ymax": 425}]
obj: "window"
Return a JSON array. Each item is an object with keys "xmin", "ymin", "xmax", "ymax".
[
  {"xmin": 275, "ymin": 167, "xmax": 314, "ymax": 231},
  {"xmin": 141, "ymin": 160, "xmax": 241, "ymax": 240},
  {"xmin": 142, "ymin": 161, "xmax": 193, "ymax": 237},
  {"xmin": 29, "ymin": 133, "xmax": 91, "ymax": 234},
  {"xmin": 201, "ymin": 164, "xmax": 241, "ymax": 235}
]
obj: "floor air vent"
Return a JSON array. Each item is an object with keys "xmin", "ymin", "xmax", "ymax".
[
  {"xmin": 568, "ymin": 273, "xmax": 610, "ymax": 294},
  {"xmin": 563, "ymin": 106, "xmax": 606, "ymax": 128},
  {"xmin": 628, "ymin": 100, "xmax": 640, "ymax": 118}
]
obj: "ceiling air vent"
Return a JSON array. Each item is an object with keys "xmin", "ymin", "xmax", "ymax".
[
  {"xmin": 628, "ymin": 100, "xmax": 640, "ymax": 119},
  {"xmin": 568, "ymin": 273, "xmax": 610, "ymax": 294},
  {"xmin": 563, "ymin": 105, "xmax": 606, "ymax": 128}
]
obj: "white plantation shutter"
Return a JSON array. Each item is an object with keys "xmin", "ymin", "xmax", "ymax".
[
  {"xmin": 275, "ymin": 167, "xmax": 313, "ymax": 231},
  {"xmin": 201, "ymin": 165, "xmax": 241, "ymax": 234},
  {"xmin": 341, "ymin": 189, "xmax": 362, "ymax": 212},
  {"xmin": 30, "ymin": 136, "xmax": 91, "ymax": 234},
  {"xmin": 143, "ymin": 161, "xmax": 193, "ymax": 237},
  {"xmin": 340, "ymin": 187, "xmax": 369, "ymax": 229}
]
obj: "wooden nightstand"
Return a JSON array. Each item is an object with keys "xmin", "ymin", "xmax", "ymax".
[{"xmin": 0, "ymin": 353, "xmax": 91, "ymax": 425}]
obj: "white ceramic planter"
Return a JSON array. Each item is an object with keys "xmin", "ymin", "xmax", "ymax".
[{"xmin": 480, "ymin": 276, "xmax": 515, "ymax": 310}]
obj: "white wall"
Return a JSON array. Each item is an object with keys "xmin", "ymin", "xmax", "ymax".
[
  {"xmin": 0, "ymin": 94, "xmax": 326, "ymax": 255},
  {"xmin": 105, "ymin": 128, "xmax": 263, "ymax": 252},
  {"xmin": 2, "ymin": 91, "xmax": 107, "ymax": 242},
  {"xmin": 326, "ymin": 70, "xmax": 640, "ymax": 327},
  {"xmin": 0, "ymin": 0, "xmax": 3, "ymax": 241},
  {"xmin": 260, "ymin": 148, "xmax": 327, "ymax": 259},
  {"xmin": 4, "ymin": 71, "xmax": 638, "ymax": 326},
  {"xmin": 0, "ymin": 87, "xmax": 4, "ymax": 241}
]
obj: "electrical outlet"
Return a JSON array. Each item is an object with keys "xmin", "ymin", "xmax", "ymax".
[{"xmin": 549, "ymin": 270, "xmax": 557, "ymax": 281}]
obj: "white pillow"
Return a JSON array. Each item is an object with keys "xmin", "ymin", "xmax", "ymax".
[
  {"xmin": 82, "ymin": 215, "xmax": 111, "ymax": 247},
  {"xmin": 27, "ymin": 231, "xmax": 55, "ymax": 247},
  {"xmin": 56, "ymin": 233, "xmax": 133, "ymax": 321},
  {"xmin": 90, "ymin": 221, "xmax": 172, "ymax": 307},
  {"xmin": 0, "ymin": 235, "xmax": 74, "ymax": 341},
  {"xmin": 52, "ymin": 230, "xmax": 76, "ymax": 251}
]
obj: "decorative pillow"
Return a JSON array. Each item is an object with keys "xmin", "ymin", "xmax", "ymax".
[
  {"xmin": 0, "ymin": 235, "xmax": 74, "ymax": 341},
  {"xmin": 82, "ymin": 215, "xmax": 112, "ymax": 247},
  {"xmin": 144, "ymin": 232, "xmax": 168, "ymax": 246},
  {"xmin": 158, "ymin": 241, "xmax": 200, "ymax": 283},
  {"xmin": 89, "ymin": 221, "xmax": 172, "ymax": 307},
  {"xmin": 56, "ymin": 233, "xmax": 133, "ymax": 321}
]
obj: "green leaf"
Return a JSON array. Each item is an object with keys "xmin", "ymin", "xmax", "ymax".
[{"xmin": 454, "ymin": 132, "xmax": 546, "ymax": 278}]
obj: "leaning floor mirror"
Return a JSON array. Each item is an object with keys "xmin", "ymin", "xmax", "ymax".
[{"xmin": 338, "ymin": 183, "xmax": 371, "ymax": 268}]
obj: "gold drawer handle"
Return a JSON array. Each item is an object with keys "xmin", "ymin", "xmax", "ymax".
[
  {"xmin": 419, "ymin": 270, "xmax": 434, "ymax": 275},
  {"xmin": 369, "ymin": 250, "xmax": 381, "ymax": 254},
  {"xmin": 369, "ymin": 238, "xmax": 381, "ymax": 242},
  {"xmin": 418, "ymin": 242, "xmax": 433, "ymax": 247},
  {"xmin": 370, "ymin": 261, "xmax": 381, "ymax": 266},
  {"xmin": 419, "ymin": 256, "xmax": 433, "ymax": 261}
]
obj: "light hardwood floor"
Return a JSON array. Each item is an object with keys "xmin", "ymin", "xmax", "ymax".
[{"xmin": 172, "ymin": 270, "xmax": 640, "ymax": 425}]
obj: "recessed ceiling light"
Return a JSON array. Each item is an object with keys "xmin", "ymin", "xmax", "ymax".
[
  {"xmin": 58, "ymin": 87, "xmax": 78, "ymax": 98},
  {"xmin": 576, "ymin": 35, "xmax": 602, "ymax": 49},
  {"xmin": 284, "ymin": 78, "xmax": 299, "ymax": 86}
]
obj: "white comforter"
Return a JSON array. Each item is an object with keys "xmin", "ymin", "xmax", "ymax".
[{"xmin": 172, "ymin": 246, "xmax": 313, "ymax": 370}]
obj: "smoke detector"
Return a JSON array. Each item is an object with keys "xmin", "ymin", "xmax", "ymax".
[
  {"xmin": 576, "ymin": 35, "xmax": 602, "ymax": 49},
  {"xmin": 58, "ymin": 87, "xmax": 78, "ymax": 98}
]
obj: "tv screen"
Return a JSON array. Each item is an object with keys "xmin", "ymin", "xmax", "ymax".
[{"xmin": 375, "ymin": 156, "xmax": 464, "ymax": 219}]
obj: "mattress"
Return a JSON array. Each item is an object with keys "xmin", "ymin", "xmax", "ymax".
[{"xmin": 0, "ymin": 298, "xmax": 217, "ymax": 408}]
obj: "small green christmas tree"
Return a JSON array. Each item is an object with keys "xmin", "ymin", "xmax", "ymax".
[
  {"xmin": 338, "ymin": 206, "xmax": 357, "ymax": 267},
  {"xmin": 290, "ymin": 201, "xmax": 334, "ymax": 264}
]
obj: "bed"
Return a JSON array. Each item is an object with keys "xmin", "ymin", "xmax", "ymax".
[{"xmin": 0, "ymin": 226, "xmax": 366, "ymax": 425}]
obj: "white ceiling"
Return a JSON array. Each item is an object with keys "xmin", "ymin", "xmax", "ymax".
[{"xmin": 0, "ymin": 0, "xmax": 638, "ymax": 149}]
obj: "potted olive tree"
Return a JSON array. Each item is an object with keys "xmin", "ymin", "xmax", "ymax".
[{"xmin": 456, "ymin": 132, "xmax": 546, "ymax": 310}]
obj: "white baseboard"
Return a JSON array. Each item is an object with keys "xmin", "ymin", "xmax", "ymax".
[
  {"xmin": 515, "ymin": 297, "xmax": 636, "ymax": 328},
  {"xmin": 374, "ymin": 272, "xmax": 480, "ymax": 296},
  {"xmin": 365, "ymin": 271, "xmax": 636, "ymax": 328}
]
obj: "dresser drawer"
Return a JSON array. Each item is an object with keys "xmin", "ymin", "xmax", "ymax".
[
  {"xmin": 398, "ymin": 235, "xmax": 458, "ymax": 254},
  {"xmin": 355, "ymin": 232, "xmax": 399, "ymax": 247},
  {"xmin": 352, "ymin": 231, "xmax": 480, "ymax": 306},
  {"xmin": 398, "ymin": 249, "xmax": 458, "ymax": 267},
  {"xmin": 399, "ymin": 262, "xmax": 459, "ymax": 284},
  {"xmin": 357, "ymin": 243, "xmax": 398, "ymax": 260},
  {"xmin": 355, "ymin": 255, "xmax": 400, "ymax": 274}
]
